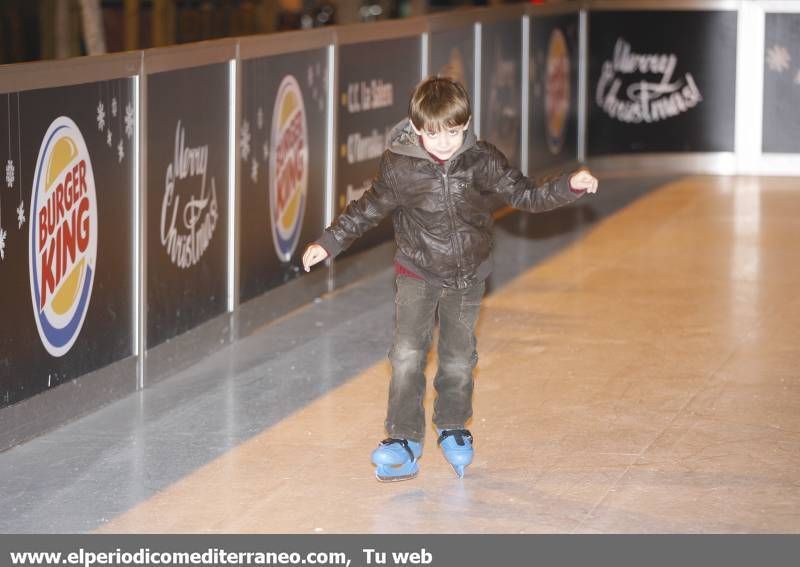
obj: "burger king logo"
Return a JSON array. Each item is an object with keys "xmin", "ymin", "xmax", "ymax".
[
  {"xmin": 545, "ymin": 29, "xmax": 570, "ymax": 155},
  {"xmin": 269, "ymin": 75, "xmax": 308, "ymax": 263},
  {"xmin": 29, "ymin": 117, "xmax": 98, "ymax": 357}
]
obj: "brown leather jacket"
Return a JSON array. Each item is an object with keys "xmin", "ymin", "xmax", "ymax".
[{"xmin": 317, "ymin": 119, "xmax": 583, "ymax": 289}]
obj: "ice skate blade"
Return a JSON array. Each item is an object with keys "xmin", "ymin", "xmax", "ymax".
[
  {"xmin": 374, "ymin": 461, "xmax": 419, "ymax": 482},
  {"xmin": 450, "ymin": 464, "xmax": 466, "ymax": 478},
  {"xmin": 375, "ymin": 470, "xmax": 419, "ymax": 482}
]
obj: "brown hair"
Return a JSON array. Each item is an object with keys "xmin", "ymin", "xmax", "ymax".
[{"xmin": 409, "ymin": 76, "xmax": 471, "ymax": 133}]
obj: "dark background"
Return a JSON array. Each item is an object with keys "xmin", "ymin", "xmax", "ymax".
[
  {"xmin": 429, "ymin": 26, "xmax": 475, "ymax": 106},
  {"xmin": 588, "ymin": 10, "xmax": 737, "ymax": 155},
  {"xmin": 762, "ymin": 13, "xmax": 800, "ymax": 154},
  {"xmin": 146, "ymin": 63, "xmax": 229, "ymax": 348},
  {"xmin": 0, "ymin": 80, "xmax": 135, "ymax": 408},
  {"xmin": 529, "ymin": 13, "xmax": 579, "ymax": 172},
  {"xmin": 335, "ymin": 36, "xmax": 421, "ymax": 258},
  {"xmin": 481, "ymin": 19, "xmax": 522, "ymax": 168},
  {"xmin": 239, "ymin": 49, "xmax": 328, "ymax": 303}
]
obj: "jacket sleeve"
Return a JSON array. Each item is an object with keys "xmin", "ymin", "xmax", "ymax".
[
  {"xmin": 486, "ymin": 143, "xmax": 584, "ymax": 213},
  {"xmin": 316, "ymin": 151, "xmax": 399, "ymax": 257}
]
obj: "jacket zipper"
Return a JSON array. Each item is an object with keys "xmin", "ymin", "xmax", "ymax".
[{"xmin": 441, "ymin": 167, "xmax": 464, "ymax": 286}]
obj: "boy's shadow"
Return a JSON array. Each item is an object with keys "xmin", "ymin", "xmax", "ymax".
[
  {"xmin": 494, "ymin": 202, "xmax": 598, "ymax": 240},
  {"xmin": 485, "ymin": 201, "xmax": 598, "ymax": 294}
]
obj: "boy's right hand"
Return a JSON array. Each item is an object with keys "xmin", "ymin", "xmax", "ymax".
[{"xmin": 302, "ymin": 244, "xmax": 329, "ymax": 272}]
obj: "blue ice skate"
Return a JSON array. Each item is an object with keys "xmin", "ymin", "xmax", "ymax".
[
  {"xmin": 371, "ymin": 438, "xmax": 423, "ymax": 482},
  {"xmin": 436, "ymin": 429, "xmax": 473, "ymax": 478}
]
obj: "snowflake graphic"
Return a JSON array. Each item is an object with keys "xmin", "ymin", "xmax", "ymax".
[
  {"xmin": 240, "ymin": 120, "xmax": 251, "ymax": 161},
  {"xmin": 263, "ymin": 141, "xmax": 270, "ymax": 162},
  {"xmin": 766, "ymin": 45, "xmax": 791, "ymax": 73},
  {"xmin": 0, "ymin": 228, "xmax": 6, "ymax": 260},
  {"xmin": 257, "ymin": 107, "xmax": 264, "ymax": 130},
  {"xmin": 106, "ymin": 129, "xmax": 112, "ymax": 147},
  {"xmin": 97, "ymin": 101, "xmax": 106, "ymax": 131},
  {"xmin": 117, "ymin": 138, "xmax": 124, "ymax": 163},
  {"xmin": 5, "ymin": 159, "xmax": 14, "ymax": 188},
  {"xmin": 124, "ymin": 102, "xmax": 134, "ymax": 139},
  {"xmin": 17, "ymin": 201, "xmax": 25, "ymax": 229},
  {"xmin": 111, "ymin": 97, "xmax": 118, "ymax": 117},
  {"xmin": 250, "ymin": 157, "xmax": 259, "ymax": 183}
]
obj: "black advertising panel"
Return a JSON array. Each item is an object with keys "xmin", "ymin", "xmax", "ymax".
[
  {"xmin": 429, "ymin": 27, "xmax": 475, "ymax": 105},
  {"xmin": 336, "ymin": 37, "xmax": 421, "ymax": 257},
  {"xmin": 763, "ymin": 13, "xmax": 800, "ymax": 153},
  {"xmin": 147, "ymin": 64, "xmax": 229, "ymax": 348},
  {"xmin": 239, "ymin": 50, "xmax": 328, "ymax": 303},
  {"xmin": 0, "ymin": 80, "xmax": 135, "ymax": 408},
  {"xmin": 588, "ymin": 10, "xmax": 737, "ymax": 155},
  {"xmin": 481, "ymin": 19, "xmax": 523, "ymax": 168},
  {"xmin": 529, "ymin": 13, "xmax": 579, "ymax": 172}
]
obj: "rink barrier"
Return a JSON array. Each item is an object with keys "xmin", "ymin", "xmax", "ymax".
[
  {"xmin": 0, "ymin": 1, "xmax": 799, "ymax": 450},
  {"xmin": 0, "ymin": 50, "xmax": 143, "ymax": 447}
]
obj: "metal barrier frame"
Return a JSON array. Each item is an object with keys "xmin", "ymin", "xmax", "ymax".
[
  {"xmin": 737, "ymin": 0, "xmax": 800, "ymax": 176},
  {"xmin": 140, "ymin": 39, "xmax": 239, "ymax": 385},
  {"xmin": 0, "ymin": 52, "xmax": 142, "ymax": 447},
  {"xmin": 0, "ymin": 52, "xmax": 141, "ymax": 94},
  {"xmin": 526, "ymin": 1, "xmax": 586, "ymax": 174},
  {"xmin": 233, "ymin": 29, "xmax": 336, "ymax": 338},
  {"xmin": 582, "ymin": 0, "xmax": 740, "ymax": 175},
  {"xmin": 324, "ymin": 17, "xmax": 429, "ymax": 294}
]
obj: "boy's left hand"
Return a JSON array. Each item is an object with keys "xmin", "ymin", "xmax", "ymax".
[{"xmin": 570, "ymin": 169, "xmax": 599, "ymax": 194}]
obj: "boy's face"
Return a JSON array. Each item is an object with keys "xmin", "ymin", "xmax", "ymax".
[{"xmin": 411, "ymin": 119, "xmax": 470, "ymax": 161}]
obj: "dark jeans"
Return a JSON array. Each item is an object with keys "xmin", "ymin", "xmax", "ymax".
[{"xmin": 385, "ymin": 275, "xmax": 485, "ymax": 442}]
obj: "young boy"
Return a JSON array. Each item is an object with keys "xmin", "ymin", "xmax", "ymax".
[{"xmin": 302, "ymin": 77, "xmax": 598, "ymax": 482}]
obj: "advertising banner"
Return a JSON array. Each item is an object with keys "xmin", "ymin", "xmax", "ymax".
[
  {"xmin": 429, "ymin": 26, "xmax": 475, "ymax": 105},
  {"xmin": 240, "ymin": 49, "xmax": 328, "ymax": 303},
  {"xmin": 336, "ymin": 37, "xmax": 421, "ymax": 257},
  {"xmin": 588, "ymin": 10, "xmax": 737, "ymax": 155},
  {"xmin": 763, "ymin": 13, "xmax": 800, "ymax": 154},
  {"xmin": 529, "ymin": 13, "xmax": 579, "ymax": 172},
  {"xmin": 147, "ymin": 64, "xmax": 229, "ymax": 348},
  {"xmin": 0, "ymin": 80, "xmax": 135, "ymax": 408},
  {"xmin": 481, "ymin": 19, "xmax": 523, "ymax": 169}
]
